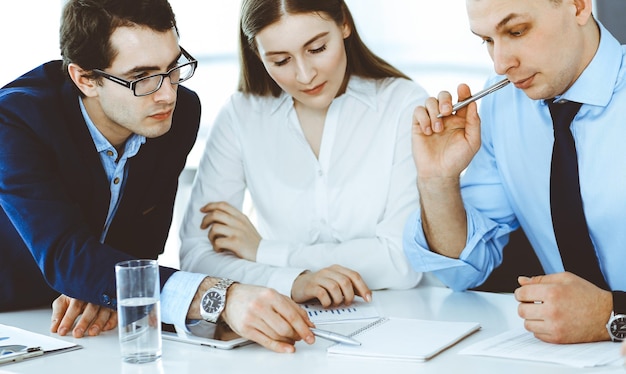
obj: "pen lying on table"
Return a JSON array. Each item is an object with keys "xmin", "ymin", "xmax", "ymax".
[
  {"xmin": 310, "ymin": 328, "xmax": 361, "ymax": 346},
  {"xmin": 0, "ymin": 345, "xmax": 44, "ymax": 364},
  {"xmin": 437, "ymin": 78, "xmax": 510, "ymax": 118}
]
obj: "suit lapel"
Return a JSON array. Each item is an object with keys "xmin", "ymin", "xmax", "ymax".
[{"xmin": 60, "ymin": 82, "xmax": 110, "ymax": 225}]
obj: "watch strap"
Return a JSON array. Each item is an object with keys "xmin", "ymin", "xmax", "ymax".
[
  {"xmin": 607, "ymin": 291, "xmax": 626, "ymax": 342},
  {"xmin": 611, "ymin": 291, "xmax": 626, "ymax": 314},
  {"xmin": 214, "ymin": 278, "xmax": 235, "ymax": 292},
  {"xmin": 210, "ymin": 278, "xmax": 235, "ymax": 323}
]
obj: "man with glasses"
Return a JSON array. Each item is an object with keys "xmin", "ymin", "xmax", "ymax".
[
  {"xmin": 0, "ymin": 0, "xmax": 317, "ymax": 353},
  {"xmin": 91, "ymin": 47, "xmax": 197, "ymax": 97}
]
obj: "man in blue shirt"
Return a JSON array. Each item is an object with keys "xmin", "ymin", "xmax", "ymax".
[
  {"xmin": 0, "ymin": 0, "xmax": 319, "ymax": 353},
  {"xmin": 404, "ymin": 0, "xmax": 626, "ymax": 344}
]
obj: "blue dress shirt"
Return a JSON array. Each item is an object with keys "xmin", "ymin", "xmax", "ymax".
[
  {"xmin": 403, "ymin": 22, "xmax": 626, "ymax": 292},
  {"xmin": 80, "ymin": 99, "xmax": 145, "ymax": 242},
  {"xmin": 79, "ymin": 99, "xmax": 202, "ymax": 329}
]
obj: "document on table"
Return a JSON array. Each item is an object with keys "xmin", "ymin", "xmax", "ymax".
[
  {"xmin": 460, "ymin": 328, "xmax": 622, "ymax": 368},
  {"xmin": 0, "ymin": 324, "xmax": 81, "ymax": 365},
  {"xmin": 327, "ymin": 317, "xmax": 481, "ymax": 362},
  {"xmin": 300, "ymin": 297, "xmax": 380, "ymax": 324}
]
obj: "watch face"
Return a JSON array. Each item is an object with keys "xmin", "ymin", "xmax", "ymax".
[
  {"xmin": 202, "ymin": 290, "xmax": 224, "ymax": 314},
  {"xmin": 609, "ymin": 315, "xmax": 626, "ymax": 340}
]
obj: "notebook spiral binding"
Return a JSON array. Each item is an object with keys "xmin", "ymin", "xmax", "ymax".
[{"xmin": 347, "ymin": 317, "xmax": 390, "ymax": 338}]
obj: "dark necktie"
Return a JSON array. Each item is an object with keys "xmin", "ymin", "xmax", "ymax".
[{"xmin": 548, "ymin": 99, "xmax": 608, "ymax": 290}]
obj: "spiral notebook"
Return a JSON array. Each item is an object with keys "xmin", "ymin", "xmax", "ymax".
[{"xmin": 327, "ymin": 317, "xmax": 480, "ymax": 362}]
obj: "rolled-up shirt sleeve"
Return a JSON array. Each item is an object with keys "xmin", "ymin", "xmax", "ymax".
[{"xmin": 402, "ymin": 204, "xmax": 511, "ymax": 291}]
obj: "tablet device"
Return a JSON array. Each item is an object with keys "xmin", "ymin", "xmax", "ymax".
[{"xmin": 161, "ymin": 321, "xmax": 253, "ymax": 350}]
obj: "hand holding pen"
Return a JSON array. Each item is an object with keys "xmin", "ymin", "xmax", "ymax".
[
  {"xmin": 436, "ymin": 78, "xmax": 510, "ymax": 118},
  {"xmin": 411, "ymin": 79, "xmax": 508, "ymax": 184},
  {"xmin": 413, "ymin": 77, "xmax": 510, "ymax": 141},
  {"xmin": 409, "ymin": 79, "xmax": 510, "ymax": 259}
]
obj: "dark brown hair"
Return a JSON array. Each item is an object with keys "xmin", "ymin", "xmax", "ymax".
[
  {"xmin": 238, "ymin": 0, "xmax": 410, "ymax": 96},
  {"xmin": 60, "ymin": 0, "xmax": 178, "ymax": 79}
]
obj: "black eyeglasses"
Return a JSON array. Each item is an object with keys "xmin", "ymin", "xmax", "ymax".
[{"xmin": 93, "ymin": 47, "xmax": 197, "ymax": 97}]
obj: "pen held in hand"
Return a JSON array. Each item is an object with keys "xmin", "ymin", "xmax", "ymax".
[
  {"xmin": 310, "ymin": 328, "xmax": 361, "ymax": 346},
  {"xmin": 436, "ymin": 78, "xmax": 510, "ymax": 118}
]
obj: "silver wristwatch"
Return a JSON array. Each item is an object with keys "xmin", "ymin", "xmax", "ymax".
[
  {"xmin": 606, "ymin": 311, "xmax": 626, "ymax": 342},
  {"xmin": 199, "ymin": 278, "xmax": 235, "ymax": 323}
]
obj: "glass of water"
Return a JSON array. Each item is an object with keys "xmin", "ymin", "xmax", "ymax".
[{"xmin": 115, "ymin": 259, "xmax": 161, "ymax": 364}]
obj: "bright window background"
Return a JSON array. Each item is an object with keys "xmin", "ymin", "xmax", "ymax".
[
  {"xmin": 1, "ymin": 0, "xmax": 494, "ymax": 167},
  {"xmin": 171, "ymin": 0, "xmax": 495, "ymax": 168}
]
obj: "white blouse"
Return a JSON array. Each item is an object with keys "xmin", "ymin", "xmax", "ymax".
[{"xmin": 180, "ymin": 76, "xmax": 427, "ymax": 296}]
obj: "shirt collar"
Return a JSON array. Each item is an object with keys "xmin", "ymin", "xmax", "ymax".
[
  {"xmin": 269, "ymin": 76, "xmax": 379, "ymax": 115},
  {"xmin": 552, "ymin": 20, "xmax": 622, "ymax": 108},
  {"xmin": 79, "ymin": 97, "xmax": 146, "ymax": 157}
]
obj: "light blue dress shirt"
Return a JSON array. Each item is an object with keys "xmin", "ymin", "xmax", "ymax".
[
  {"xmin": 403, "ymin": 22, "xmax": 626, "ymax": 292},
  {"xmin": 80, "ymin": 100, "xmax": 145, "ymax": 242},
  {"xmin": 79, "ymin": 99, "xmax": 202, "ymax": 329}
]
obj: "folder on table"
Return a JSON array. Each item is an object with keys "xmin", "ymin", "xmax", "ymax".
[{"xmin": 0, "ymin": 324, "xmax": 81, "ymax": 365}]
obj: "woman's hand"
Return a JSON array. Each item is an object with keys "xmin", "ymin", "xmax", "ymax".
[
  {"xmin": 200, "ymin": 201, "xmax": 261, "ymax": 261},
  {"xmin": 291, "ymin": 265, "xmax": 372, "ymax": 307}
]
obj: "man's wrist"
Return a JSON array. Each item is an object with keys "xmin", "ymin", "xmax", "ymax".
[
  {"xmin": 417, "ymin": 176, "xmax": 461, "ymax": 196},
  {"xmin": 187, "ymin": 277, "xmax": 221, "ymax": 320},
  {"xmin": 612, "ymin": 291, "xmax": 626, "ymax": 314},
  {"xmin": 219, "ymin": 282, "xmax": 240, "ymax": 326}
]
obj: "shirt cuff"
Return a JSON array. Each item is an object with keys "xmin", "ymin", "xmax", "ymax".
[
  {"xmin": 402, "ymin": 210, "xmax": 467, "ymax": 272},
  {"xmin": 265, "ymin": 267, "xmax": 308, "ymax": 297},
  {"xmin": 256, "ymin": 239, "xmax": 309, "ymax": 296},
  {"xmin": 256, "ymin": 239, "xmax": 290, "ymax": 267},
  {"xmin": 160, "ymin": 271, "xmax": 206, "ymax": 332}
]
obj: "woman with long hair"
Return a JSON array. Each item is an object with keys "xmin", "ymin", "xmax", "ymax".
[{"xmin": 180, "ymin": 0, "xmax": 427, "ymax": 307}]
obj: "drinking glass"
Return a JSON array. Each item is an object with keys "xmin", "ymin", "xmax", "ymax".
[{"xmin": 115, "ymin": 259, "xmax": 161, "ymax": 364}]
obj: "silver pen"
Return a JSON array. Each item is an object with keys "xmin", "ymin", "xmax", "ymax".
[
  {"xmin": 310, "ymin": 328, "xmax": 361, "ymax": 346},
  {"xmin": 0, "ymin": 346, "xmax": 44, "ymax": 364},
  {"xmin": 437, "ymin": 78, "xmax": 510, "ymax": 118}
]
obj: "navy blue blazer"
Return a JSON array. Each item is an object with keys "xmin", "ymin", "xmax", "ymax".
[{"xmin": 0, "ymin": 61, "xmax": 201, "ymax": 311}]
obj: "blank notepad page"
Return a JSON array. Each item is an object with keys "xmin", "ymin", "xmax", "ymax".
[{"xmin": 327, "ymin": 317, "xmax": 480, "ymax": 362}]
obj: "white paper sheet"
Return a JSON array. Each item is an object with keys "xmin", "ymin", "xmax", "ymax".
[{"xmin": 460, "ymin": 328, "xmax": 622, "ymax": 368}]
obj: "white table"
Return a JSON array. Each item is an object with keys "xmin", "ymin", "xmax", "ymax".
[{"xmin": 0, "ymin": 286, "xmax": 623, "ymax": 373}]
